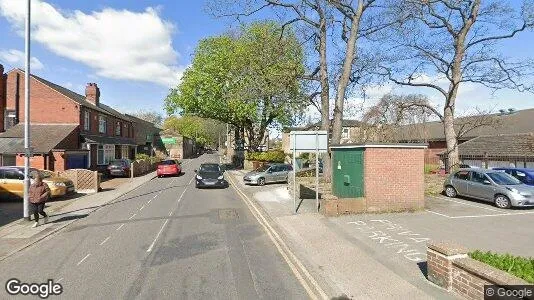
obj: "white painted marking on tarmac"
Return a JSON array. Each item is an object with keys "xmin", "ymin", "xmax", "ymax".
[
  {"xmin": 139, "ymin": 205, "xmax": 145, "ymax": 211},
  {"xmin": 77, "ymin": 254, "xmax": 91, "ymax": 266},
  {"xmin": 425, "ymin": 210, "xmax": 452, "ymax": 218},
  {"xmin": 99, "ymin": 236, "xmax": 111, "ymax": 245},
  {"xmin": 129, "ymin": 213, "xmax": 136, "ymax": 220},
  {"xmin": 57, "ymin": 278, "xmax": 63, "ymax": 283},
  {"xmin": 146, "ymin": 220, "xmax": 169, "ymax": 252},
  {"xmin": 188, "ymin": 176, "xmax": 194, "ymax": 185},
  {"xmin": 116, "ymin": 224, "xmax": 124, "ymax": 231},
  {"xmin": 168, "ymin": 211, "xmax": 172, "ymax": 217},
  {"xmin": 430, "ymin": 195, "xmax": 503, "ymax": 212},
  {"xmin": 450, "ymin": 211, "xmax": 534, "ymax": 219},
  {"xmin": 153, "ymin": 194, "xmax": 158, "ymax": 199},
  {"xmin": 147, "ymin": 199, "xmax": 152, "ymax": 205}
]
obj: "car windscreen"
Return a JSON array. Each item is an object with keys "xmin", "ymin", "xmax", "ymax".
[
  {"xmin": 160, "ymin": 160, "xmax": 176, "ymax": 165},
  {"xmin": 255, "ymin": 165, "xmax": 270, "ymax": 172},
  {"xmin": 487, "ymin": 172, "xmax": 522, "ymax": 185},
  {"xmin": 109, "ymin": 160, "xmax": 127, "ymax": 166},
  {"xmin": 200, "ymin": 164, "xmax": 220, "ymax": 172}
]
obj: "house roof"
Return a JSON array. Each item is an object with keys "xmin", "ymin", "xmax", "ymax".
[
  {"xmin": 393, "ymin": 108, "xmax": 534, "ymax": 142},
  {"xmin": 81, "ymin": 134, "xmax": 137, "ymax": 146},
  {"xmin": 0, "ymin": 124, "xmax": 78, "ymax": 154},
  {"xmin": 456, "ymin": 132, "xmax": 534, "ymax": 157},
  {"xmin": 14, "ymin": 69, "xmax": 130, "ymax": 121}
]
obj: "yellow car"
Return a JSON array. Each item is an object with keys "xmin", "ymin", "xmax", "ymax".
[{"xmin": 0, "ymin": 167, "xmax": 75, "ymax": 200}]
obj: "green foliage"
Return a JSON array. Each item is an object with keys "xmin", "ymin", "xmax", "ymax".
[
  {"xmin": 165, "ymin": 21, "xmax": 306, "ymax": 149},
  {"xmin": 469, "ymin": 250, "xmax": 534, "ymax": 283},
  {"xmin": 299, "ymin": 153, "xmax": 310, "ymax": 160},
  {"xmin": 163, "ymin": 115, "xmax": 224, "ymax": 146},
  {"xmin": 246, "ymin": 150, "xmax": 286, "ymax": 163},
  {"xmin": 135, "ymin": 153, "xmax": 150, "ymax": 161},
  {"xmin": 424, "ymin": 164, "xmax": 439, "ymax": 174}
]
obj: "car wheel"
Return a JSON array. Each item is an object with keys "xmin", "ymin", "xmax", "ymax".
[
  {"xmin": 444, "ymin": 185, "xmax": 457, "ymax": 198},
  {"xmin": 494, "ymin": 194, "xmax": 511, "ymax": 209},
  {"xmin": 257, "ymin": 177, "xmax": 266, "ymax": 186}
]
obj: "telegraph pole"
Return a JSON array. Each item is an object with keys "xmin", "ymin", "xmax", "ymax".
[{"xmin": 23, "ymin": 0, "xmax": 31, "ymax": 220}]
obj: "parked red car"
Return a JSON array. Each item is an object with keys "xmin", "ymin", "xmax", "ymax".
[{"xmin": 157, "ymin": 160, "xmax": 182, "ymax": 177}]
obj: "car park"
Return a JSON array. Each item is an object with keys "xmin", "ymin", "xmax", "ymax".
[
  {"xmin": 243, "ymin": 163, "xmax": 293, "ymax": 186},
  {"xmin": 195, "ymin": 163, "xmax": 228, "ymax": 188},
  {"xmin": 157, "ymin": 159, "xmax": 182, "ymax": 177},
  {"xmin": 443, "ymin": 168, "xmax": 534, "ymax": 208},
  {"xmin": 492, "ymin": 167, "xmax": 534, "ymax": 186},
  {"xmin": 107, "ymin": 159, "xmax": 131, "ymax": 177},
  {"xmin": 0, "ymin": 167, "xmax": 75, "ymax": 200}
]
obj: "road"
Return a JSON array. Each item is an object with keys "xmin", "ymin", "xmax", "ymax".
[{"xmin": 0, "ymin": 154, "xmax": 308, "ymax": 299}]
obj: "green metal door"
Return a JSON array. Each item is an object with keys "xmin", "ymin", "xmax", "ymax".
[{"xmin": 332, "ymin": 148, "xmax": 364, "ymax": 198}]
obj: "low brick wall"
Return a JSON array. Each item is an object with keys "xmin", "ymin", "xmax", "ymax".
[
  {"xmin": 131, "ymin": 159, "xmax": 157, "ymax": 177},
  {"xmin": 57, "ymin": 169, "xmax": 100, "ymax": 193},
  {"xmin": 427, "ymin": 241, "xmax": 529, "ymax": 300}
]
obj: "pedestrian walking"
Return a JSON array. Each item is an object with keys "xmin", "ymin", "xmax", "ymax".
[{"xmin": 29, "ymin": 171, "xmax": 50, "ymax": 228}]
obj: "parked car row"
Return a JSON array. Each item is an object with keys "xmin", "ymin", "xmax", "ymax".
[
  {"xmin": 243, "ymin": 163, "xmax": 293, "ymax": 186},
  {"xmin": 444, "ymin": 167, "xmax": 534, "ymax": 209},
  {"xmin": 0, "ymin": 166, "xmax": 75, "ymax": 201}
]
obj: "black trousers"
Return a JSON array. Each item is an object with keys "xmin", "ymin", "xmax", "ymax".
[{"xmin": 30, "ymin": 203, "xmax": 47, "ymax": 222}]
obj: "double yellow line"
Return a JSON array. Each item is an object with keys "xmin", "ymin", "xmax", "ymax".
[{"xmin": 226, "ymin": 173, "xmax": 328, "ymax": 300}]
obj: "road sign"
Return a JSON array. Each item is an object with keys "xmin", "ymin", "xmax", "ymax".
[{"xmin": 161, "ymin": 137, "xmax": 177, "ymax": 144}]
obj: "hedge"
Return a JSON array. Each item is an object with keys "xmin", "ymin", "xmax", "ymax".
[
  {"xmin": 246, "ymin": 150, "xmax": 286, "ymax": 163},
  {"xmin": 469, "ymin": 250, "xmax": 534, "ymax": 283}
]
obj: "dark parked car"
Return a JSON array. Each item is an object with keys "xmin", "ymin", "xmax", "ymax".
[
  {"xmin": 107, "ymin": 159, "xmax": 131, "ymax": 177},
  {"xmin": 493, "ymin": 168, "xmax": 534, "ymax": 186},
  {"xmin": 195, "ymin": 163, "xmax": 228, "ymax": 188}
]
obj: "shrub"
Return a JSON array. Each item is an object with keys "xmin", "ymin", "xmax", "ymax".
[
  {"xmin": 424, "ymin": 164, "xmax": 439, "ymax": 174},
  {"xmin": 469, "ymin": 250, "xmax": 534, "ymax": 283},
  {"xmin": 246, "ymin": 150, "xmax": 286, "ymax": 163},
  {"xmin": 135, "ymin": 153, "xmax": 150, "ymax": 161}
]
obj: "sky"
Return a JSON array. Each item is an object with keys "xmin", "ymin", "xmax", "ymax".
[{"xmin": 1, "ymin": 0, "xmax": 533, "ymax": 121}]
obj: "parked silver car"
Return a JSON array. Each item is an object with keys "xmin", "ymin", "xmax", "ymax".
[
  {"xmin": 443, "ymin": 168, "xmax": 534, "ymax": 208},
  {"xmin": 243, "ymin": 163, "xmax": 293, "ymax": 186}
]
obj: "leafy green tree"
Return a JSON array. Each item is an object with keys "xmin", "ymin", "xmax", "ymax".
[
  {"xmin": 163, "ymin": 115, "xmax": 225, "ymax": 147},
  {"xmin": 165, "ymin": 21, "xmax": 306, "ymax": 151}
]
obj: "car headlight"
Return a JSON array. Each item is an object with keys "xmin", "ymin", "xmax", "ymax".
[
  {"xmin": 506, "ymin": 187, "xmax": 519, "ymax": 193},
  {"xmin": 54, "ymin": 182, "xmax": 66, "ymax": 187},
  {"xmin": 196, "ymin": 175, "xmax": 202, "ymax": 180},
  {"xmin": 218, "ymin": 175, "xmax": 224, "ymax": 180}
]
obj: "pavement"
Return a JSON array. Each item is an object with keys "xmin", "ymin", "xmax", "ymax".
[
  {"xmin": 0, "ymin": 171, "xmax": 158, "ymax": 262},
  {"xmin": 226, "ymin": 169, "xmax": 454, "ymax": 299},
  {"xmin": 0, "ymin": 154, "xmax": 308, "ymax": 299}
]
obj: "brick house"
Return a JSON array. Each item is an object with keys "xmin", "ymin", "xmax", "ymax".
[
  {"xmin": 282, "ymin": 119, "xmax": 366, "ymax": 154},
  {"xmin": 0, "ymin": 65, "xmax": 137, "ymax": 171}
]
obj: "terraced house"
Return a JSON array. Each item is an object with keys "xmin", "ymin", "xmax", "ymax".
[{"xmin": 0, "ymin": 64, "xmax": 138, "ymax": 171}]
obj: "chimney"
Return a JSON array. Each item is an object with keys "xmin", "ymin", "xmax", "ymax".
[{"xmin": 85, "ymin": 83, "xmax": 100, "ymax": 106}]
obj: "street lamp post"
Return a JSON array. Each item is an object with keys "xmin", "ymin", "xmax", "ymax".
[{"xmin": 23, "ymin": 0, "xmax": 31, "ymax": 220}]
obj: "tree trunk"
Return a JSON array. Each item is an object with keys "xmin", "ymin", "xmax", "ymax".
[
  {"xmin": 318, "ymin": 7, "xmax": 333, "ymax": 183},
  {"xmin": 331, "ymin": 1, "xmax": 363, "ymax": 145},
  {"xmin": 443, "ymin": 105, "xmax": 459, "ymax": 172}
]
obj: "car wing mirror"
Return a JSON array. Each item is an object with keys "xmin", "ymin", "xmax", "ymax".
[{"xmin": 483, "ymin": 180, "xmax": 491, "ymax": 185}]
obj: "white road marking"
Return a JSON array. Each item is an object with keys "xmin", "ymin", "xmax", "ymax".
[
  {"xmin": 147, "ymin": 199, "xmax": 152, "ymax": 204},
  {"xmin": 116, "ymin": 224, "xmax": 124, "ymax": 231},
  {"xmin": 188, "ymin": 176, "xmax": 194, "ymax": 185},
  {"xmin": 425, "ymin": 210, "xmax": 452, "ymax": 218},
  {"xmin": 450, "ymin": 211, "xmax": 534, "ymax": 219},
  {"xmin": 57, "ymin": 278, "xmax": 63, "ymax": 283},
  {"xmin": 128, "ymin": 213, "xmax": 136, "ymax": 220},
  {"xmin": 153, "ymin": 194, "xmax": 158, "ymax": 199},
  {"xmin": 76, "ymin": 254, "xmax": 91, "ymax": 266},
  {"xmin": 430, "ymin": 195, "xmax": 503, "ymax": 212},
  {"xmin": 168, "ymin": 211, "xmax": 173, "ymax": 217},
  {"xmin": 139, "ymin": 205, "xmax": 145, "ymax": 211},
  {"xmin": 99, "ymin": 236, "xmax": 111, "ymax": 245},
  {"xmin": 146, "ymin": 220, "xmax": 169, "ymax": 252}
]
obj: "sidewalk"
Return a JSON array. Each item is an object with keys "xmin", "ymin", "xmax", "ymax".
[
  {"xmin": 0, "ymin": 171, "xmax": 157, "ymax": 262},
  {"xmin": 226, "ymin": 170, "xmax": 453, "ymax": 299}
]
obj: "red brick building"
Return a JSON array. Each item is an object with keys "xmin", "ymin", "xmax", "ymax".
[{"xmin": 0, "ymin": 64, "xmax": 137, "ymax": 171}]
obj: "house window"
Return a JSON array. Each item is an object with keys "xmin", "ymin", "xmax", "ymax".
[
  {"xmin": 115, "ymin": 122, "xmax": 121, "ymax": 136},
  {"xmin": 122, "ymin": 145, "xmax": 130, "ymax": 159},
  {"xmin": 4, "ymin": 109, "xmax": 17, "ymax": 130},
  {"xmin": 84, "ymin": 111, "xmax": 90, "ymax": 131},
  {"xmin": 97, "ymin": 144, "xmax": 115, "ymax": 165},
  {"xmin": 342, "ymin": 128, "xmax": 350, "ymax": 139},
  {"xmin": 124, "ymin": 123, "xmax": 129, "ymax": 137},
  {"xmin": 99, "ymin": 116, "xmax": 107, "ymax": 134}
]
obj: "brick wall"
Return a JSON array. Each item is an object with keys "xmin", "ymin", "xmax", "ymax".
[
  {"xmin": 16, "ymin": 154, "xmax": 46, "ymax": 170},
  {"xmin": 5, "ymin": 70, "xmax": 80, "ymax": 124},
  {"xmin": 51, "ymin": 151, "xmax": 66, "ymax": 171},
  {"xmin": 364, "ymin": 147, "xmax": 425, "ymax": 212},
  {"xmin": 427, "ymin": 241, "xmax": 529, "ymax": 300}
]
